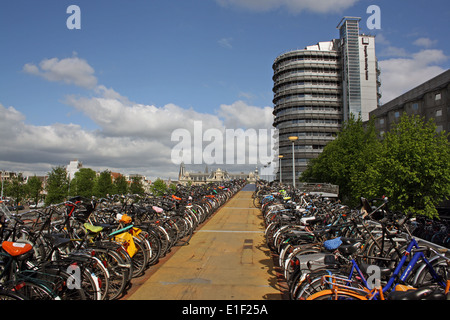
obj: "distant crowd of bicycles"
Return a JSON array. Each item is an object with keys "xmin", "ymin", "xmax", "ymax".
[
  {"xmin": 0, "ymin": 180, "xmax": 246, "ymax": 300},
  {"xmin": 254, "ymin": 181, "xmax": 450, "ymax": 300}
]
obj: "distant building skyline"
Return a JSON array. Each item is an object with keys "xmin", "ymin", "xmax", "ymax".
[{"xmin": 178, "ymin": 162, "xmax": 258, "ymax": 185}]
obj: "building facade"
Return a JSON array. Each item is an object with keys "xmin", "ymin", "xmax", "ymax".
[
  {"xmin": 273, "ymin": 17, "xmax": 380, "ymax": 183},
  {"xmin": 67, "ymin": 159, "xmax": 82, "ymax": 180},
  {"xmin": 178, "ymin": 163, "xmax": 259, "ymax": 186},
  {"xmin": 369, "ymin": 69, "xmax": 450, "ymax": 138}
]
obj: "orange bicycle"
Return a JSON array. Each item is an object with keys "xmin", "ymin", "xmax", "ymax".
[
  {"xmin": 306, "ymin": 274, "xmax": 384, "ymax": 300},
  {"xmin": 307, "ymin": 274, "xmax": 450, "ymax": 300}
]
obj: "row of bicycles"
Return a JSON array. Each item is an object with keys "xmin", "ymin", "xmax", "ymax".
[
  {"xmin": 254, "ymin": 181, "xmax": 450, "ymax": 300},
  {"xmin": 0, "ymin": 180, "xmax": 246, "ymax": 300}
]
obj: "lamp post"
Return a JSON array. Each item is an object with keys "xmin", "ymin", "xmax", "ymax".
[
  {"xmin": 278, "ymin": 155, "xmax": 283, "ymax": 183},
  {"xmin": 1, "ymin": 170, "xmax": 3, "ymax": 200},
  {"xmin": 288, "ymin": 136, "xmax": 298, "ymax": 188}
]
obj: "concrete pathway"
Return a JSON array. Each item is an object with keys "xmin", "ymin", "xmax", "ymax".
[{"xmin": 127, "ymin": 189, "xmax": 282, "ymax": 300}]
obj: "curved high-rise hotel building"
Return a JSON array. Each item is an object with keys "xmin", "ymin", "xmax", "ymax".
[{"xmin": 273, "ymin": 17, "xmax": 381, "ymax": 183}]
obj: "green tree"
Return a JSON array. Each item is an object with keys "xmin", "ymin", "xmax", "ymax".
[
  {"xmin": 150, "ymin": 178, "xmax": 167, "ymax": 196},
  {"xmin": 46, "ymin": 166, "xmax": 69, "ymax": 205},
  {"xmin": 1, "ymin": 180, "xmax": 10, "ymax": 200},
  {"xmin": 129, "ymin": 176, "xmax": 145, "ymax": 195},
  {"xmin": 113, "ymin": 174, "xmax": 128, "ymax": 195},
  {"xmin": 169, "ymin": 183, "xmax": 177, "ymax": 193},
  {"xmin": 6, "ymin": 173, "xmax": 27, "ymax": 211},
  {"xmin": 27, "ymin": 175, "xmax": 43, "ymax": 206},
  {"xmin": 301, "ymin": 115, "xmax": 381, "ymax": 206},
  {"xmin": 375, "ymin": 114, "xmax": 450, "ymax": 218},
  {"xmin": 94, "ymin": 170, "xmax": 114, "ymax": 197},
  {"xmin": 71, "ymin": 168, "xmax": 97, "ymax": 198}
]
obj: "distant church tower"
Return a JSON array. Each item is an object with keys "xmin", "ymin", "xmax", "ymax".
[{"xmin": 178, "ymin": 162, "xmax": 186, "ymax": 181}]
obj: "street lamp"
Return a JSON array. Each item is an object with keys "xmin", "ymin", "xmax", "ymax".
[
  {"xmin": 278, "ymin": 155, "xmax": 283, "ymax": 183},
  {"xmin": 288, "ymin": 136, "xmax": 298, "ymax": 188},
  {"xmin": 1, "ymin": 170, "xmax": 3, "ymax": 200}
]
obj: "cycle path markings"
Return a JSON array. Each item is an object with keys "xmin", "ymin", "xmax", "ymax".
[{"xmin": 127, "ymin": 190, "xmax": 283, "ymax": 300}]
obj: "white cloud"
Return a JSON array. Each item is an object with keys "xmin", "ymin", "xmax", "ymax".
[
  {"xmin": 379, "ymin": 49, "xmax": 448, "ymax": 104},
  {"xmin": 218, "ymin": 37, "xmax": 233, "ymax": 49},
  {"xmin": 215, "ymin": 0, "xmax": 360, "ymax": 13},
  {"xmin": 375, "ymin": 33, "xmax": 390, "ymax": 45},
  {"xmin": 413, "ymin": 37, "xmax": 438, "ymax": 48},
  {"xmin": 1, "ymin": 83, "xmax": 274, "ymax": 179},
  {"xmin": 0, "ymin": 102, "xmax": 177, "ymax": 177},
  {"xmin": 65, "ymin": 87, "xmax": 225, "ymax": 139},
  {"xmin": 10, "ymin": 54, "xmax": 277, "ymax": 178},
  {"xmin": 23, "ymin": 56, "xmax": 97, "ymax": 89},
  {"xmin": 218, "ymin": 100, "xmax": 273, "ymax": 129},
  {"xmin": 379, "ymin": 46, "xmax": 409, "ymax": 57}
]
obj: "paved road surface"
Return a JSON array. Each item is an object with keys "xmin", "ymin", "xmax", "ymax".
[{"xmin": 127, "ymin": 188, "xmax": 282, "ymax": 300}]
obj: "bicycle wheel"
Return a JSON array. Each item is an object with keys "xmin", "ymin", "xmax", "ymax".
[
  {"xmin": 293, "ymin": 270, "xmax": 348, "ymax": 300},
  {"xmin": 86, "ymin": 255, "xmax": 110, "ymax": 300},
  {"xmin": 138, "ymin": 231, "xmax": 153, "ymax": 265},
  {"xmin": 0, "ymin": 288, "xmax": 27, "ymax": 300},
  {"xmin": 78, "ymin": 267, "xmax": 102, "ymax": 300},
  {"xmin": 413, "ymin": 256, "xmax": 449, "ymax": 288},
  {"xmin": 145, "ymin": 228, "xmax": 162, "ymax": 265},
  {"xmin": 154, "ymin": 225, "xmax": 171, "ymax": 257},
  {"xmin": 33, "ymin": 267, "xmax": 87, "ymax": 300},
  {"xmin": 8, "ymin": 280, "xmax": 58, "ymax": 300},
  {"xmin": 130, "ymin": 237, "xmax": 149, "ymax": 278},
  {"xmin": 365, "ymin": 235, "xmax": 407, "ymax": 269},
  {"xmin": 175, "ymin": 217, "xmax": 194, "ymax": 246},
  {"xmin": 93, "ymin": 247, "xmax": 129, "ymax": 300},
  {"xmin": 307, "ymin": 289, "xmax": 367, "ymax": 300}
]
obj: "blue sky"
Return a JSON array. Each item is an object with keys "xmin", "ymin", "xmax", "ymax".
[{"xmin": 1, "ymin": 0, "xmax": 449, "ymax": 179}]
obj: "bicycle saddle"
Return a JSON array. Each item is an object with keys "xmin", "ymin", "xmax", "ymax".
[
  {"xmin": 83, "ymin": 223, "xmax": 103, "ymax": 234},
  {"xmin": 43, "ymin": 233, "xmax": 73, "ymax": 248},
  {"xmin": 284, "ymin": 230, "xmax": 315, "ymax": 241},
  {"xmin": 1, "ymin": 241, "xmax": 33, "ymax": 259},
  {"xmin": 337, "ymin": 242, "xmax": 361, "ymax": 256},
  {"xmin": 359, "ymin": 262, "xmax": 391, "ymax": 279}
]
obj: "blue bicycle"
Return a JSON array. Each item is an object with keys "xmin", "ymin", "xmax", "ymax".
[{"xmin": 305, "ymin": 235, "xmax": 449, "ymax": 300}]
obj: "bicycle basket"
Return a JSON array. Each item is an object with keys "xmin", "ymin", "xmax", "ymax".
[{"xmin": 114, "ymin": 232, "xmax": 138, "ymax": 257}]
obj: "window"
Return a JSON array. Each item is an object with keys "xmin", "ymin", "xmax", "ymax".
[
  {"xmin": 394, "ymin": 111, "xmax": 400, "ymax": 118},
  {"xmin": 379, "ymin": 118, "xmax": 384, "ymax": 125},
  {"xmin": 435, "ymin": 93, "xmax": 441, "ymax": 100},
  {"xmin": 436, "ymin": 109, "xmax": 442, "ymax": 117},
  {"xmin": 412, "ymin": 103, "xmax": 418, "ymax": 110}
]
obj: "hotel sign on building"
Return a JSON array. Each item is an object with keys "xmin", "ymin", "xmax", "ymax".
[{"xmin": 358, "ymin": 35, "xmax": 379, "ymax": 122}]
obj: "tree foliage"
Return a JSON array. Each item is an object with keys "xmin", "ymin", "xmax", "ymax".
[
  {"xmin": 94, "ymin": 170, "xmax": 114, "ymax": 198},
  {"xmin": 27, "ymin": 175, "xmax": 43, "ymax": 205},
  {"xmin": 129, "ymin": 176, "xmax": 145, "ymax": 195},
  {"xmin": 150, "ymin": 178, "xmax": 167, "ymax": 196},
  {"xmin": 5, "ymin": 173, "xmax": 27, "ymax": 210},
  {"xmin": 113, "ymin": 174, "xmax": 128, "ymax": 195},
  {"xmin": 71, "ymin": 168, "xmax": 97, "ymax": 198},
  {"xmin": 301, "ymin": 114, "xmax": 450, "ymax": 218},
  {"xmin": 46, "ymin": 166, "xmax": 69, "ymax": 205},
  {"xmin": 375, "ymin": 114, "xmax": 450, "ymax": 218},
  {"xmin": 301, "ymin": 115, "xmax": 381, "ymax": 206}
]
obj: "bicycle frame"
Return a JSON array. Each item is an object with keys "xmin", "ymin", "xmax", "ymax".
[
  {"xmin": 326, "ymin": 237, "xmax": 447, "ymax": 300},
  {"xmin": 383, "ymin": 237, "xmax": 446, "ymax": 292}
]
